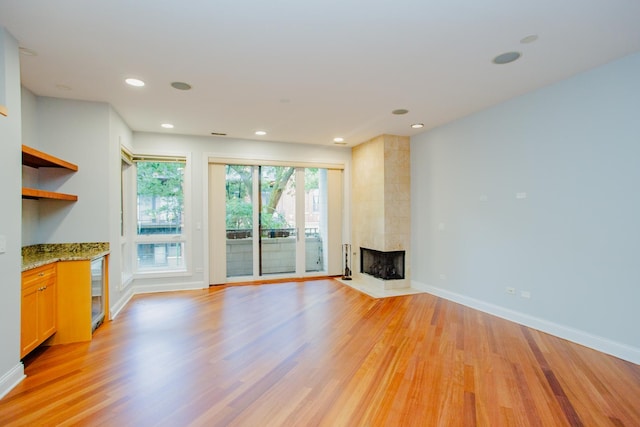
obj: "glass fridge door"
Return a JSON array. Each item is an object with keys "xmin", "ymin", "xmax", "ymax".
[{"xmin": 91, "ymin": 257, "xmax": 105, "ymax": 332}]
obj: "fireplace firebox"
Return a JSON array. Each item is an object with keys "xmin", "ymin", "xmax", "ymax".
[{"xmin": 360, "ymin": 247, "xmax": 405, "ymax": 280}]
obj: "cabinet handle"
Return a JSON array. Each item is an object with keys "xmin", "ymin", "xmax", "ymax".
[{"xmin": 38, "ymin": 273, "xmax": 45, "ymax": 277}]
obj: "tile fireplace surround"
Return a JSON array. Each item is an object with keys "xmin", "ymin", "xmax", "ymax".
[{"xmin": 351, "ymin": 134, "xmax": 411, "ymax": 290}]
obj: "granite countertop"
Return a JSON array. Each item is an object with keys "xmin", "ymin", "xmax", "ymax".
[{"xmin": 22, "ymin": 242, "xmax": 110, "ymax": 272}]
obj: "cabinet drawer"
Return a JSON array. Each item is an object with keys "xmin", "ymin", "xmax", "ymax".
[{"xmin": 22, "ymin": 264, "xmax": 57, "ymax": 289}]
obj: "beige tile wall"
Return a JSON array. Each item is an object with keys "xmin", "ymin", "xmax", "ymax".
[{"xmin": 352, "ymin": 134, "xmax": 410, "ymax": 285}]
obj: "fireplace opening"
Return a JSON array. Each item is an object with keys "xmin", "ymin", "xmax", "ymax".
[{"xmin": 360, "ymin": 247, "xmax": 405, "ymax": 280}]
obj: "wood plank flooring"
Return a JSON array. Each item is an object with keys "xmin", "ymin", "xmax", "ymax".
[{"xmin": 1, "ymin": 279, "xmax": 639, "ymax": 426}]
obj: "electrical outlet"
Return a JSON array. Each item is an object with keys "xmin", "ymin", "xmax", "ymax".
[{"xmin": 506, "ymin": 287, "xmax": 516, "ymax": 295}]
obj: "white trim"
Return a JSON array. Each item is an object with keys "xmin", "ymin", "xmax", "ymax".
[
  {"xmin": 201, "ymin": 154, "xmax": 211, "ymax": 288},
  {"xmin": 110, "ymin": 286, "xmax": 134, "ymax": 320},
  {"xmin": 208, "ymin": 156, "xmax": 344, "ymax": 170},
  {"xmin": 412, "ymin": 280, "xmax": 640, "ymax": 365},
  {"xmin": 133, "ymin": 280, "xmax": 207, "ymax": 295},
  {"xmin": 121, "ymin": 272, "xmax": 134, "ymax": 289},
  {"xmin": 0, "ymin": 363, "xmax": 25, "ymax": 400},
  {"xmin": 132, "ymin": 269, "xmax": 190, "ymax": 280}
]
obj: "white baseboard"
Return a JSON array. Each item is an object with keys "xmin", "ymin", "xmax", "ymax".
[
  {"xmin": 0, "ymin": 363, "xmax": 25, "ymax": 400},
  {"xmin": 110, "ymin": 287, "xmax": 134, "ymax": 320},
  {"xmin": 412, "ymin": 280, "xmax": 640, "ymax": 365},
  {"xmin": 133, "ymin": 281, "xmax": 207, "ymax": 295},
  {"xmin": 109, "ymin": 281, "xmax": 206, "ymax": 319}
]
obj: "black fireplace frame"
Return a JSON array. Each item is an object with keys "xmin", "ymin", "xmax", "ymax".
[{"xmin": 360, "ymin": 247, "xmax": 405, "ymax": 281}]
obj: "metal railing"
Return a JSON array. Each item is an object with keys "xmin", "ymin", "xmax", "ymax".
[{"xmin": 226, "ymin": 228, "xmax": 320, "ymax": 239}]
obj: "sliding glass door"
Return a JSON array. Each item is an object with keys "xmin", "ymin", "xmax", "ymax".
[
  {"xmin": 225, "ymin": 165, "xmax": 254, "ymax": 277},
  {"xmin": 212, "ymin": 162, "xmax": 342, "ymax": 283},
  {"xmin": 259, "ymin": 166, "xmax": 297, "ymax": 275},
  {"xmin": 223, "ymin": 165, "xmax": 330, "ymax": 280},
  {"xmin": 304, "ymin": 168, "xmax": 325, "ymax": 273}
]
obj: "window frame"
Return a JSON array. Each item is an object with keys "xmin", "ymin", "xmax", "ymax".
[
  {"xmin": 131, "ymin": 153, "xmax": 191, "ymax": 277},
  {"xmin": 120, "ymin": 148, "xmax": 135, "ymax": 287}
]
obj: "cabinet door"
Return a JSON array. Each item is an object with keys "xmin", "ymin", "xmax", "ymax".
[
  {"xmin": 21, "ymin": 284, "xmax": 40, "ymax": 358},
  {"xmin": 21, "ymin": 264, "xmax": 57, "ymax": 359},
  {"xmin": 39, "ymin": 280, "xmax": 57, "ymax": 340}
]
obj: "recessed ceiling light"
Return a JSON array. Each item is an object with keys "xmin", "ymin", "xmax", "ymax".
[
  {"xmin": 125, "ymin": 78, "xmax": 145, "ymax": 87},
  {"xmin": 493, "ymin": 51, "xmax": 521, "ymax": 65},
  {"xmin": 392, "ymin": 109, "xmax": 409, "ymax": 115},
  {"xmin": 411, "ymin": 123, "xmax": 424, "ymax": 129},
  {"xmin": 255, "ymin": 130, "xmax": 267, "ymax": 136},
  {"xmin": 171, "ymin": 81, "xmax": 192, "ymax": 91},
  {"xmin": 161, "ymin": 123, "xmax": 174, "ymax": 129},
  {"xmin": 333, "ymin": 137, "xmax": 345, "ymax": 143},
  {"xmin": 520, "ymin": 35, "xmax": 539, "ymax": 44}
]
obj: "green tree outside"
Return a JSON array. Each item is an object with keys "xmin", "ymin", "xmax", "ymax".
[
  {"xmin": 137, "ymin": 161, "xmax": 184, "ymax": 234},
  {"xmin": 225, "ymin": 165, "xmax": 319, "ymax": 233}
]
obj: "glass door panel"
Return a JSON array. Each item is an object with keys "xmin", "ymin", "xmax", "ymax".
[
  {"xmin": 259, "ymin": 166, "xmax": 296, "ymax": 275},
  {"xmin": 305, "ymin": 168, "xmax": 326, "ymax": 273},
  {"xmin": 225, "ymin": 165, "xmax": 254, "ymax": 277},
  {"xmin": 91, "ymin": 257, "xmax": 105, "ymax": 332}
]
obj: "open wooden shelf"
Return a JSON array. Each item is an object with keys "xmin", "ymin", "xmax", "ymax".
[
  {"xmin": 22, "ymin": 145, "xmax": 78, "ymax": 171},
  {"xmin": 22, "ymin": 188, "xmax": 78, "ymax": 201},
  {"xmin": 21, "ymin": 145, "xmax": 79, "ymax": 201}
]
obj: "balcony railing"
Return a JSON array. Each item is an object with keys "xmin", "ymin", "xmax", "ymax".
[{"xmin": 226, "ymin": 228, "xmax": 320, "ymax": 239}]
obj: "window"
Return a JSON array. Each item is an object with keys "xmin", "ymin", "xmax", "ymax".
[{"xmin": 135, "ymin": 159, "xmax": 186, "ymax": 272}]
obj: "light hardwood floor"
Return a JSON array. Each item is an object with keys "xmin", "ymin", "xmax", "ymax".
[{"xmin": 1, "ymin": 279, "xmax": 639, "ymax": 426}]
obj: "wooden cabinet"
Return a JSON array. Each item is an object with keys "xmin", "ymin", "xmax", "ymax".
[
  {"xmin": 21, "ymin": 264, "xmax": 57, "ymax": 358},
  {"xmin": 21, "ymin": 144, "xmax": 78, "ymax": 201},
  {"xmin": 47, "ymin": 257, "xmax": 109, "ymax": 346}
]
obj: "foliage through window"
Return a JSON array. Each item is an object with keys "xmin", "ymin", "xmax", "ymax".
[
  {"xmin": 137, "ymin": 162, "xmax": 184, "ymax": 235},
  {"xmin": 136, "ymin": 160, "xmax": 186, "ymax": 272}
]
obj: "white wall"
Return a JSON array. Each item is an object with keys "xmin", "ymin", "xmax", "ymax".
[
  {"xmin": 107, "ymin": 108, "xmax": 133, "ymax": 316},
  {"xmin": 0, "ymin": 27, "xmax": 25, "ymax": 398},
  {"xmin": 33, "ymin": 97, "xmax": 111, "ymax": 243},
  {"xmin": 411, "ymin": 52, "xmax": 640, "ymax": 363},
  {"xmin": 132, "ymin": 132, "xmax": 351, "ymax": 290},
  {"xmin": 21, "ymin": 87, "xmax": 39, "ymax": 246}
]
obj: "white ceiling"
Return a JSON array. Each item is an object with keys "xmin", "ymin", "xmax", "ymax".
[{"xmin": 2, "ymin": 0, "xmax": 640, "ymax": 146}]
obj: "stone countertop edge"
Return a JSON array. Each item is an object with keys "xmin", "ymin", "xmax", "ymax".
[{"xmin": 21, "ymin": 243, "xmax": 110, "ymax": 272}]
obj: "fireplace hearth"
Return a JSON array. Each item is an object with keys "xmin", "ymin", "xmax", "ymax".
[{"xmin": 361, "ymin": 247, "xmax": 405, "ymax": 281}]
